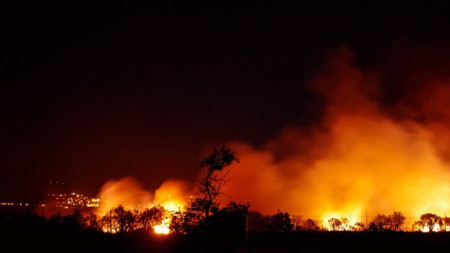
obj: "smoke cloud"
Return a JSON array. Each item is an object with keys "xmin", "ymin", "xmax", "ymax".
[
  {"xmin": 96, "ymin": 177, "xmax": 190, "ymax": 216},
  {"xmin": 221, "ymin": 45, "xmax": 450, "ymax": 221}
]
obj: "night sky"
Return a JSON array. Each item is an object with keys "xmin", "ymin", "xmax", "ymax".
[{"xmin": 2, "ymin": 1, "xmax": 450, "ymax": 202}]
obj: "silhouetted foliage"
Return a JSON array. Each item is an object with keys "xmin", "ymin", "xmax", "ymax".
[
  {"xmin": 198, "ymin": 146, "xmax": 239, "ymax": 220},
  {"xmin": 305, "ymin": 218, "xmax": 320, "ymax": 231},
  {"xmin": 368, "ymin": 221, "xmax": 379, "ymax": 232},
  {"xmin": 172, "ymin": 146, "xmax": 239, "ymax": 234},
  {"xmin": 208, "ymin": 202, "xmax": 249, "ymax": 235},
  {"xmin": 328, "ymin": 218, "xmax": 342, "ymax": 231},
  {"xmin": 415, "ymin": 213, "xmax": 442, "ymax": 232},
  {"xmin": 83, "ymin": 213, "xmax": 101, "ymax": 232},
  {"xmin": 373, "ymin": 214, "xmax": 390, "ymax": 231},
  {"xmin": 265, "ymin": 212, "xmax": 293, "ymax": 233},
  {"xmin": 113, "ymin": 205, "xmax": 136, "ymax": 232},
  {"xmin": 61, "ymin": 209, "xmax": 83, "ymax": 233},
  {"xmin": 247, "ymin": 211, "xmax": 266, "ymax": 232},
  {"xmin": 354, "ymin": 222, "xmax": 365, "ymax": 231},
  {"xmin": 368, "ymin": 212, "xmax": 406, "ymax": 232},
  {"xmin": 443, "ymin": 217, "xmax": 450, "ymax": 231},
  {"xmin": 390, "ymin": 211, "xmax": 406, "ymax": 231},
  {"xmin": 139, "ymin": 205, "xmax": 164, "ymax": 231}
]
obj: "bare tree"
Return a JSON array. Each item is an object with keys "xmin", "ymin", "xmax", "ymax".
[{"xmin": 196, "ymin": 146, "xmax": 239, "ymax": 220}]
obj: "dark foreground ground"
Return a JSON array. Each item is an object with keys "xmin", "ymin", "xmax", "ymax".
[{"xmin": 2, "ymin": 230, "xmax": 450, "ymax": 253}]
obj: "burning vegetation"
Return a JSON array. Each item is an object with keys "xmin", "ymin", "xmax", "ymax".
[
  {"xmin": 35, "ymin": 45, "xmax": 450, "ymax": 235},
  {"xmin": 218, "ymin": 45, "xmax": 450, "ymax": 229},
  {"xmin": 7, "ymin": 45, "xmax": 450, "ymax": 237}
]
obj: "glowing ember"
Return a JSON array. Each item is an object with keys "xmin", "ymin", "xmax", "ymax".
[{"xmin": 153, "ymin": 223, "xmax": 170, "ymax": 234}]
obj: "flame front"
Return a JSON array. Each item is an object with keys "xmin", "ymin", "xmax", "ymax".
[
  {"xmin": 96, "ymin": 177, "xmax": 189, "ymax": 233},
  {"xmin": 153, "ymin": 216, "xmax": 172, "ymax": 235},
  {"xmin": 93, "ymin": 46, "xmax": 450, "ymax": 231}
]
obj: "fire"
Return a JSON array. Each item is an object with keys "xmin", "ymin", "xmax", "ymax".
[
  {"xmin": 95, "ymin": 177, "xmax": 190, "ymax": 233},
  {"xmin": 421, "ymin": 224, "xmax": 441, "ymax": 233},
  {"xmin": 153, "ymin": 223, "xmax": 170, "ymax": 234},
  {"xmin": 92, "ymin": 45, "xmax": 450, "ymax": 230},
  {"xmin": 153, "ymin": 180, "xmax": 189, "ymax": 212},
  {"xmin": 96, "ymin": 177, "xmax": 189, "ymax": 215},
  {"xmin": 153, "ymin": 210, "xmax": 175, "ymax": 235},
  {"xmin": 218, "ymin": 46, "xmax": 450, "ymax": 223}
]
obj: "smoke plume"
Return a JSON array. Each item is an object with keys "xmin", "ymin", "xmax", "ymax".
[
  {"xmin": 96, "ymin": 177, "xmax": 190, "ymax": 216},
  {"xmin": 221, "ymin": 45, "xmax": 450, "ymax": 222}
]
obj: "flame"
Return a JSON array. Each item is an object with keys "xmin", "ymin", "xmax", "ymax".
[
  {"xmin": 96, "ymin": 177, "xmax": 190, "ymax": 233},
  {"xmin": 218, "ymin": 46, "xmax": 450, "ymax": 225},
  {"xmin": 92, "ymin": 45, "xmax": 450, "ymax": 230},
  {"xmin": 153, "ymin": 217, "xmax": 172, "ymax": 234},
  {"xmin": 153, "ymin": 180, "xmax": 189, "ymax": 212},
  {"xmin": 96, "ymin": 177, "xmax": 189, "ymax": 214},
  {"xmin": 153, "ymin": 223, "xmax": 171, "ymax": 234},
  {"xmin": 96, "ymin": 177, "xmax": 152, "ymax": 216},
  {"xmin": 421, "ymin": 224, "xmax": 441, "ymax": 233}
]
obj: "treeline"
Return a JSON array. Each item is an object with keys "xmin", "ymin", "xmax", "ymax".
[
  {"xmin": 4, "ymin": 147, "xmax": 450, "ymax": 237},
  {"xmin": 250, "ymin": 211, "xmax": 450, "ymax": 232},
  {"xmin": 0, "ymin": 203, "xmax": 247, "ymax": 235},
  {"xmin": 3, "ymin": 207, "xmax": 450, "ymax": 235}
]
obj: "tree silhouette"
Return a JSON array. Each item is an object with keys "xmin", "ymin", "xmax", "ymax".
[
  {"xmin": 354, "ymin": 222, "xmax": 365, "ymax": 231},
  {"xmin": 373, "ymin": 214, "xmax": 390, "ymax": 231},
  {"xmin": 265, "ymin": 212, "xmax": 293, "ymax": 233},
  {"xmin": 389, "ymin": 211, "xmax": 406, "ymax": 231},
  {"xmin": 83, "ymin": 213, "xmax": 100, "ymax": 232},
  {"xmin": 208, "ymin": 202, "xmax": 249, "ymax": 235},
  {"xmin": 305, "ymin": 219, "xmax": 319, "ymax": 231},
  {"xmin": 247, "ymin": 211, "xmax": 266, "ymax": 232},
  {"xmin": 61, "ymin": 209, "xmax": 83, "ymax": 233},
  {"xmin": 417, "ymin": 213, "xmax": 442, "ymax": 232},
  {"xmin": 328, "ymin": 218, "xmax": 342, "ymax": 231},
  {"xmin": 443, "ymin": 217, "xmax": 450, "ymax": 231},
  {"xmin": 197, "ymin": 145, "xmax": 239, "ymax": 220},
  {"xmin": 173, "ymin": 145, "xmax": 239, "ymax": 233},
  {"xmin": 139, "ymin": 206, "xmax": 164, "ymax": 231},
  {"xmin": 113, "ymin": 205, "xmax": 136, "ymax": 232}
]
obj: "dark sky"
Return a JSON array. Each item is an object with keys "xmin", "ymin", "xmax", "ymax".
[{"xmin": 2, "ymin": 1, "xmax": 450, "ymax": 202}]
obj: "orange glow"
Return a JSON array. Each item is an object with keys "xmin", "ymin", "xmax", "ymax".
[
  {"xmin": 153, "ymin": 221, "xmax": 171, "ymax": 234},
  {"xmin": 421, "ymin": 224, "xmax": 441, "ymax": 233},
  {"xmin": 96, "ymin": 177, "xmax": 190, "ymax": 233},
  {"xmin": 93, "ymin": 47, "xmax": 450, "ymax": 230},
  {"xmin": 218, "ymin": 47, "xmax": 450, "ymax": 227},
  {"xmin": 96, "ymin": 177, "xmax": 189, "ymax": 216}
]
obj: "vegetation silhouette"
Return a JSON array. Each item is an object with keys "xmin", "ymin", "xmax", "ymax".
[{"xmin": 2, "ymin": 147, "xmax": 450, "ymax": 252}]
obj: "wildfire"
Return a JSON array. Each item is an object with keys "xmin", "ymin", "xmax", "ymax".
[
  {"xmin": 96, "ymin": 177, "xmax": 189, "ymax": 216},
  {"xmin": 94, "ymin": 177, "xmax": 190, "ymax": 234},
  {"xmin": 153, "ymin": 220, "xmax": 171, "ymax": 234},
  {"xmin": 91, "ymin": 46, "xmax": 450, "ymax": 232},
  {"xmin": 421, "ymin": 224, "xmax": 440, "ymax": 233},
  {"xmin": 219, "ymin": 47, "xmax": 450, "ymax": 224}
]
